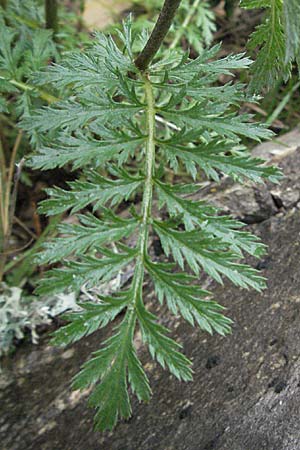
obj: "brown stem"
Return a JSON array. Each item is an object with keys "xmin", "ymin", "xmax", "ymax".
[
  {"xmin": 45, "ymin": 0, "xmax": 58, "ymax": 34},
  {"xmin": 134, "ymin": 0, "xmax": 182, "ymax": 72},
  {"xmin": 8, "ymin": 156, "xmax": 25, "ymax": 244},
  {"xmin": 0, "ymin": 131, "xmax": 23, "ymax": 282},
  {"xmin": 4, "ymin": 131, "xmax": 22, "ymax": 235},
  {"xmin": 0, "ymin": 137, "xmax": 6, "ymax": 253},
  {"xmin": 0, "ymin": 0, "xmax": 7, "ymax": 9}
]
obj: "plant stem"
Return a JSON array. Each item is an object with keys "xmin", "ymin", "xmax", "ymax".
[
  {"xmin": 266, "ymin": 80, "xmax": 300, "ymax": 126},
  {"xmin": 0, "ymin": 113, "xmax": 17, "ymax": 129},
  {"xmin": 5, "ymin": 214, "xmax": 62, "ymax": 284},
  {"xmin": 170, "ymin": 0, "xmax": 200, "ymax": 49},
  {"xmin": 0, "ymin": 76, "xmax": 58, "ymax": 104},
  {"xmin": 4, "ymin": 131, "xmax": 22, "ymax": 236},
  {"xmin": 0, "ymin": 137, "xmax": 6, "ymax": 259},
  {"xmin": 0, "ymin": 131, "xmax": 23, "ymax": 282},
  {"xmin": 139, "ymin": 75, "xmax": 156, "ymax": 256},
  {"xmin": 131, "ymin": 74, "xmax": 156, "ymax": 307},
  {"xmin": 135, "ymin": 0, "xmax": 182, "ymax": 71},
  {"xmin": 45, "ymin": 0, "xmax": 58, "ymax": 34}
]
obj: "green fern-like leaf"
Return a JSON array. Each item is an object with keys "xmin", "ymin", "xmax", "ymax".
[
  {"xmin": 145, "ymin": 259, "xmax": 232, "ymax": 335},
  {"xmin": 136, "ymin": 297, "xmax": 193, "ymax": 381},
  {"xmin": 283, "ymin": 0, "xmax": 300, "ymax": 69},
  {"xmin": 153, "ymin": 221, "xmax": 266, "ymax": 290},
  {"xmin": 37, "ymin": 212, "xmax": 137, "ymax": 264},
  {"xmin": 39, "ymin": 169, "xmax": 143, "ymax": 215},
  {"xmin": 72, "ymin": 309, "xmax": 151, "ymax": 431},
  {"xmin": 36, "ymin": 246, "xmax": 136, "ymax": 296},
  {"xmin": 241, "ymin": 0, "xmax": 300, "ymax": 91},
  {"xmin": 155, "ymin": 179, "xmax": 267, "ymax": 256},
  {"xmin": 159, "ymin": 137, "xmax": 278, "ymax": 181},
  {"xmin": 51, "ymin": 292, "xmax": 130, "ymax": 346},
  {"xmin": 23, "ymin": 19, "xmax": 281, "ymax": 432}
]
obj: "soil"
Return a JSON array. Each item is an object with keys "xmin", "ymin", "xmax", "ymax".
[{"xmin": 1, "ymin": 128, "xmax": 300, "ymax": 450}]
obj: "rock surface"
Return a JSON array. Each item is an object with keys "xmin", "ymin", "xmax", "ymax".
[
  {"xmin": 83, "ymin": 0, "xmax": 130, "ymax": 30},
  {"xmin": 1, "ymin": 127, "xmax": 300, "ymax": 450}
]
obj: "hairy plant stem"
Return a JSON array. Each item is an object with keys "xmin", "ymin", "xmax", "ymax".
[
  {"xmin": 45, "ymin": 0, "xmax": 58, "ymax": 34},
  {"xmin": 130, "ymin": 74, "xmax": 156, "ymax": 313},
  {"xmin": 135, "ymin": 0, "xmax": 182, "ymax": 71},
  {"xmin": 118, "ymin": 76, "xmax": 156, "ymax": 347}
]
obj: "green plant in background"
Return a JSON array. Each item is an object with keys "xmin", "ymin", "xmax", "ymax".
[
  {"xmin": 0, "ymin": 0, "xmax": 89, "ymax": 285},
  {"xmin": 241, "ymin": 0, "xmax": 300, "ymax": 92},
  {"xmin": 171, "ymin": 0, "xmax": 216, "ymax": 52},
  {"xmin": 0, "ymin": 0, "xmax": 88, "ymax": 118},
  {"xmin": 0, "ymin": 2, "xmax": 57, "ymax": 282},
  {"xmin": 23, "ymin": 0, "xmax": 282, "ymax": 430},
  {"xmin": 0, "ymin": 0, "xmax": 88, "ymax": 351},
  {"xmin": 130, "ymin": 0, "xmax": 216, "ymax": 54}
]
